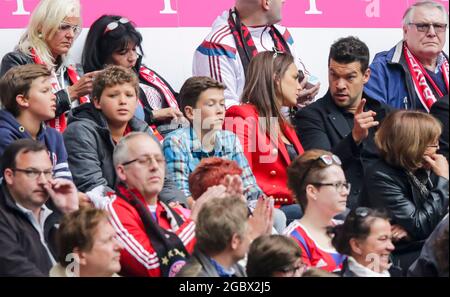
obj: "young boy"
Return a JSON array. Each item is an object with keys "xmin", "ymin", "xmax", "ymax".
[
  {"xmin": 0, "ymin": 64, "xmax": 71, "ymax": 179},
  {"xmin": 163, "ymin": 76, "xmax": 264, "ymax": 205},
  {"xmin": 63, "ymin": 66, "xmax": 185, "ymax": 208}
]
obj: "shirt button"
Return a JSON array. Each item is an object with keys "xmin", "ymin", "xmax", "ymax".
[
  {"xmin": 272, "ymin": 148, "xmax": 278, "ymax": 155},
  {"xmin": 272, "ymin": 185, "xmax": 276, "ymax": 188},
  {"xmin": 270, "ymin": 170, "xmax": 276, "ymax": 176}
]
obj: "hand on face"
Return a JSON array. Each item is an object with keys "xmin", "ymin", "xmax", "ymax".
[
  {"xmin": 43, "ymin": 178, "xmax": 79, "ymax": 214},
  {"xmin": 423, "ymin": 153, "xmax": 449, "ymax": 179}
]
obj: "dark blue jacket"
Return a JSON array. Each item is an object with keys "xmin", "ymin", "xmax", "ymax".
[
  {"xmin": 364, "ymin": 41, "xmax": 449, "ymax": 111},
  {"xmin": 0, "ymin": 110, "xmax": 71, "ymax": 180}
]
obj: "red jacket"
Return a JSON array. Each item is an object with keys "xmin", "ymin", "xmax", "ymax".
[
  {"xmin": 224, "ymin": 104, "xmax": 304, "ymax": 206},
  {"xmin": 106, "ymin": 193, "xmax": 196, "ymax": 277}
]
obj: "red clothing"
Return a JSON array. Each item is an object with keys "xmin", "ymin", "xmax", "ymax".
[
  {"xmin": 224, "ymin": 104, "xmax": 304, "ymax": 206},
  {"xmin": 106, "ymin": 192, "xmax": 196, "ymax": 277},
  {"xmin": 284, "ymin": 220, "xmax": 345, "ymax": 273}
]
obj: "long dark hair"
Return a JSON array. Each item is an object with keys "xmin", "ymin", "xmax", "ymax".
[
  {"xmin": 81, "ymin": 15, "xmax": 144, "ymax": 73},
  {"xmin": 241, "ymin": 51, "xmax": 294, "ymax": 135}
]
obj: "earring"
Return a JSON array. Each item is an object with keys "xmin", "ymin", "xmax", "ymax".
[{"xmin": 38, "ymin": 32, "xmax": 43, "ymax": 39}]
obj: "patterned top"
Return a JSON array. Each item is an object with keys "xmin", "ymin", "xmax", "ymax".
[
  {"xmin": 163, "ymin": 127, "xmax": 263, "ymax": 201},
  {"xmin": 284, "ymin": 220, "xmax": 346, "ymax": 273}
]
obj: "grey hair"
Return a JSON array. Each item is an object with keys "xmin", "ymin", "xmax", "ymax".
[
  {"xmin": 402, "ymin": 0, "xmax": 449, "ymax": 26},
  {"xmin": 113, "ymin": 132, "xmax": 157, "ymax": 167}
]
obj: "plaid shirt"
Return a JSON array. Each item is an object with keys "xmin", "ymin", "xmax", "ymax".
[{"xmin": 163, "ymin": 127, "xmax": 263, "ymax": 201}]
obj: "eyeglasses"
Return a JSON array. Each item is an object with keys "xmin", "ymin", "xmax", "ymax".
[
  {"xmin": 13, "ymin": 168, "xmax": 53, "ymax": 180},
  {"xmin": 408, "ymin": 23, "xmax": 447, "ymax": 33},
  {"xmin": 317, "ymin": 154, "xmax": 342, "ymax": 166},
  {"xmin": 121, "ymin": 154, "xmax": 165, "ymax": 167},
  {"xmin": 310, "ymin": 181, "xmax": 351, "ymax": 193},
  {"xmin": 279, "ymin": 262, "xmax": 307, "ymax": 275},
  {"xmin": 355, "ymin": 207, "xmax": 370, "ymax": 218},
  {"xmin": 272, "ymin": 46, "xmax": 284, "ymax": 59},
  {"xmin": 427, "ymin": 144, "xmax": 440, "ymax": 149},
  {"xmin": 104, "ymin": 17, "xmax": 130, "ymax": 35},
  {"xmin": 58, "ymin": 22, "xmax": 82, "ymax": 36},
  {"xmin": 299, "ymin": 154, "xmax": 343, "ymax": 188}
]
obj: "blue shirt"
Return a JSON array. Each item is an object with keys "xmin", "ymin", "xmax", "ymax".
[{"xmin": 163, "ymin": 127, "xmax": 263, "ymax": 201}]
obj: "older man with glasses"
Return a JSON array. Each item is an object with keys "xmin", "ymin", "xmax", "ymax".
[{"xmin": 365, "ymin": 0, "xmax": 449, "ymax": 112}]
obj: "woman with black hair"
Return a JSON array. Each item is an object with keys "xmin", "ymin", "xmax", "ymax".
[
  {"xmin": 81, "ymin": 15, "xmax": 183, "ymax": 135},
  {"xmin": 329, "ymin": 207, "xmax": 402, "ymax": 277}
]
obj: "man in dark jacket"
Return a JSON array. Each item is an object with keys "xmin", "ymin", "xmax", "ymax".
[
  {"xmin": 0, "ymin": 139, "xmax": 78, "ymax": 276},
  {"xmin": 63, "ymin": 66, "xmax": 186, "ymax": 208},
  {"xmin": 294, "ymin": 36, "xmax": 392, "ymax": 210}
]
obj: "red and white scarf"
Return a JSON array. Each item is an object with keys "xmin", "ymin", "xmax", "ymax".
[
  {"xmin": 403, "ymin": 43, "xmax": 449, "ymax": 112},
  {"xmin": 139, "ymin": 66, "xmax": 179, "ymax": 109},
  {"xmin": 31, "ymin": 48, "xmax": 89, "ymax": 132}
]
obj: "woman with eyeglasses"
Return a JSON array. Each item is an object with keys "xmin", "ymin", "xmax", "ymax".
[
  {"xmin": 329, "ymin": 207, "xmax": 402, "ymax": 277},
  {"xmin": 224, "ymin": 51, "xmax": 304, "ymax": 225},
  {"xmin": 246, "ymin": 235, "xmax": 306, "ymax": 277},
  {"xmin": 283, "ymin": 149, "xmax": 348, "ymax": 273},
  {"xmin": 362, "ymin": 110, "xmax": 449, "ymax": 272},
  {"xmin": 81, "ymin": 15, "xmax": 183, "ymax": 136},
  {"xmin": 0, "ymin": 0, "xmax": 99, "ymax": 132}
]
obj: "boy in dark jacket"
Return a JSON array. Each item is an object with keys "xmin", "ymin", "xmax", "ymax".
[
  {"xmin": 63, "ymin": 66, "xmax": 186, "ymax": 208},
  {"xmin": 0, "ymin": 64, "xmax": 71, "ymax": 180}
]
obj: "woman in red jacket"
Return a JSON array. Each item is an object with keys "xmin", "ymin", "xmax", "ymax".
[{"xmin": 224, "ymin": 50, "xmax": 304, "ymax": 224}]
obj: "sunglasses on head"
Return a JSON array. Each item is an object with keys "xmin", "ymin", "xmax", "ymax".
[{"xmin": 104, "ymin": 17, "xmax": 129, "ymax": 35}]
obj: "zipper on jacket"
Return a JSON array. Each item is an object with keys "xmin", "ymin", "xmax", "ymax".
[{"xmin": 403, "ymin": 97, "xmax": 408, "ymax": 110}]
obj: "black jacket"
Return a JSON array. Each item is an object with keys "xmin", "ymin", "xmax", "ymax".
[
  {"xmin": 430, "ymin": 95, "xmax": 449, "ymax": 161},
  {"xmin": 63, "ymin": 103, "xmax": 186, "ymax": 205},
  {"xmin": 407, "ymin": 214, "xmax": 449, "ymax": 277},
  {"xmin": 0, "ymin": 183, "xmax": 60, "ymax": 276},
  {"xmin": 0, "ymin": 50, "xmax": 81, "ymax": 118},
  {"xmin": 293, "ymin": 91, "xmax": 392, "ymax": 209},
  {"xmin": 362, "ymin": 160, "xmax": 449, "ymax": 241}
]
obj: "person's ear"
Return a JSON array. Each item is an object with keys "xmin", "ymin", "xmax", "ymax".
[
  {"xmin": 262, "ymin": 0, "xmax": 271, "ymax": 10},
  {"xmin": 230, "ymin": 233, "xmax": 241, "ymax": 251},
  {"xmin": 73, "ymin": 248, "xmax": 88, "ymax": 266},
  {"xmin": 184, "ymin": 106, "xmax": 194, "ymax": 122},
  {"xmin": 305, "ymin": 184, "xmax": 318, "ymax": 201},
  {"xmin": 16, "ymin": 94, "xmax": 29, "ymax": 109},
  {"xmin": 93, "ymin": 97, "xmax": 102, "ymax": 109},
  {"xmin": 363, "ymin": 68, "xmax": 371, "ymax": 84},
  {"xmin": 116, "ymin": 165, "xmax": 127, "ymax": 182},
  {"xmin": 3, "ymin": 168, "xmax": 15, "ymax": 185},
  {"xmin": 349, "ymin": 238, "xmax": 363, "ymax": 255}
]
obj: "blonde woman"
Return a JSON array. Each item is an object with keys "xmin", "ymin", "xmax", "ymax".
[{"xmin": 0, "ymin": 0, "xmax": 99, "ymax": 132}]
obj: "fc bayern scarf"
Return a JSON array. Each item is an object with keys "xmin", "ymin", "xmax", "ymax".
[
  {"xmin": 403, "ymin": 43, "xmax": 449, "ymax": 112},
  {"xmin": 31, "ymin": 48, "xmax": 89, "ymax": 132},
  {"xmin": 228, "ymin": 8, "xmax": 291, "ymax": 76},
  {"xmin": 139, "ymin": 66, "xmax": 179, "ymax": 109},
  {"xmin": 115, "ymin": 183, "xmax": 189, "ymax": 277}
]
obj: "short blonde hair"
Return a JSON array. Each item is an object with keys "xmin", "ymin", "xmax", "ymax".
[
  {"xmin": 17, "ymin": 0, "xmax": 81, "ymax": 68},
  {"xmin": 375, "ymin": 110, "xmax": 442, "ymax": 172}
]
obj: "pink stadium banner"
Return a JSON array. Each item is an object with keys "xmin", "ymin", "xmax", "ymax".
[{"xmin": 0, "ymin": 0, "xmax": 448, "ymax": 29}]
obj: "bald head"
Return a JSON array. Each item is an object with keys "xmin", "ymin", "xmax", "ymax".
[{"xmin": 235, "ymin": 0, "xmax": 285, "ymax": 26}]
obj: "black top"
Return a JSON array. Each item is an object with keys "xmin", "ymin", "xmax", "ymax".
[{"xmin": 285, "ymin": 143, "xmax": 298, "ymax": 162}]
